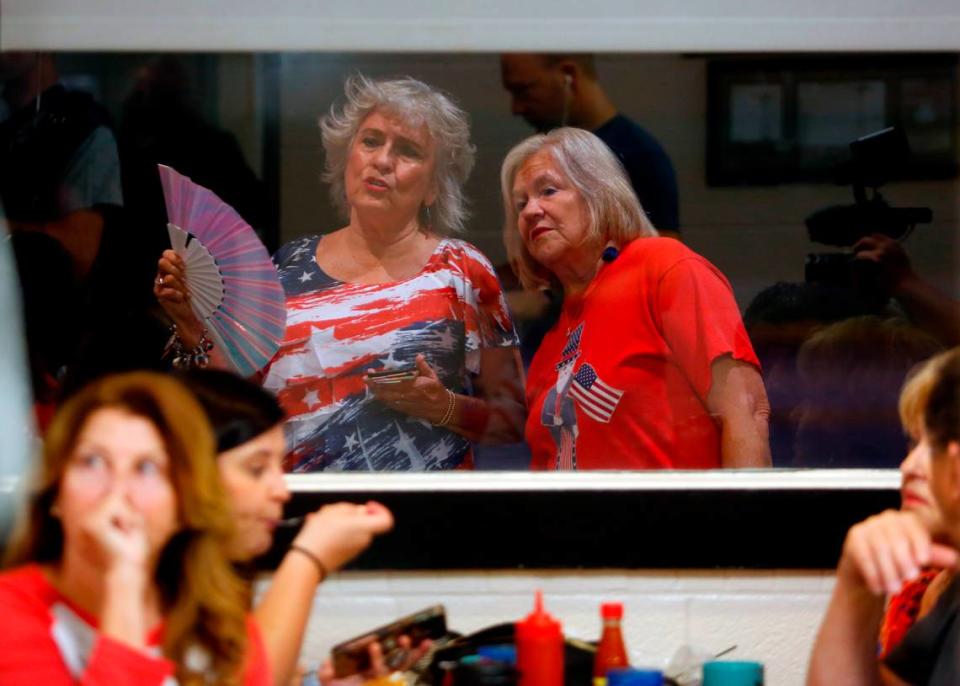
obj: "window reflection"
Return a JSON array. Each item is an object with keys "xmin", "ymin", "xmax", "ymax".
[{"xmin": 3, "ymin": 51, "xmax": 957, "ymax": 471}]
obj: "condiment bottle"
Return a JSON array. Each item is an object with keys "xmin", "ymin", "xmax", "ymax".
[
  {"xmin": 515, "ymin": 590, "xmax": 564, "ymax": 686},
  {"xmin": 593, "ymin": 602, "xmax": 629, "ymax": 685}
]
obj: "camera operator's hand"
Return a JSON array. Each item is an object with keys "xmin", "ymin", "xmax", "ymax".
[
  {"xmin": 853, "ymin": 233, "xmax": 915, "ymax": 295},
  {"xmin": 854, "ymin": 233, "xmax": 960, "ymax": 346}
]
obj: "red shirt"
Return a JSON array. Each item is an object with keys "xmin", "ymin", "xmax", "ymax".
[
  {"xmin": 879, "ymin": 569, "xmax": 941, "ymax": 659},
  {"xmin": 525, "ymin": 238, "xmax": 759, "ymax": 470},
  {"xmin": 0, "ymin": 564, "xmax": 271, "ymax": 686}
]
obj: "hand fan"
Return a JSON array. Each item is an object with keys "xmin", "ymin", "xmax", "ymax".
[{"xmin": 159, "ymin": 164, "xmax": 286, "ymax": 377}]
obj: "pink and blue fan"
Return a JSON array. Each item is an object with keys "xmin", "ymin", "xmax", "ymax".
[{"xmin": 159, "ymin": 164, "xmax": 286, "ymax": 377}]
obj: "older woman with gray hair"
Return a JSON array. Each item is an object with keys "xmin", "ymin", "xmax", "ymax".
[
  {"xmin": 157, "ymin": 76, "xmax": 523, "ymax": 471},
  {"xmin": 502, "ymin": 127, "xmax": 769, "ymax": 469}
]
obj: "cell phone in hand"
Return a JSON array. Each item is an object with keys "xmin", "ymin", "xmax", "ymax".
[
  {"xmin": 366, "ymin": 366, "xmax": 419, "ymax": 384},
  {"xmin": 330, "ymin": 604, "xmax": 446, "ymax": 677}
]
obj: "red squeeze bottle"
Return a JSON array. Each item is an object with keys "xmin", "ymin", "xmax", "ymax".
[
  {"xmin": 516, "ymin": 590, "xmax": 564, "ymax": 686},
  {"xmin": 593, "ymin": 602, "xmax": 629, "ymax": 685}
]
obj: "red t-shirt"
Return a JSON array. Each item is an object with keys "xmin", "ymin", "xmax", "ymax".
[
  {"xmin": 525, "ymin": 237, "xmax": 759, "ymax": 470},
  {"xmin": 0, "ymin": 564, "xmax": 271, "ymax": 686}
]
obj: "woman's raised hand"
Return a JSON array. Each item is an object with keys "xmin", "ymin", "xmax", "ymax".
[
  {"xmin": 365, "ymin": 354, "xmax": 453, "ymax": 425},
  {"xmin": 155, "ymin": 249, "xmax": 203, "ymax": 345},
  {"xmin": 79, "ymin": 489, "xmax": 150, "ymax": 575},
  {"xmin": 291, "ymin": 501, "xmax": 394, "ymax": 576},
  {"xmin": 839, "ymin": 509, "xmax": 959, "ymax": 595}
]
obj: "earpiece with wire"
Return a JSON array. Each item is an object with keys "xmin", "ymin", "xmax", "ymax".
[{"xmin": 560, "ymin": 73, "xmax": 573, "ymax": 126}]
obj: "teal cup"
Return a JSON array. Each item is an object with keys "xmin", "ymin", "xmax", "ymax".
[{"xmin": 702, "ymin": 660, "xmax": 764, "ymax": 686}]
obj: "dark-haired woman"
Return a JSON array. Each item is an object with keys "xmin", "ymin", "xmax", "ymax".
[{"xmin": 180, "ymin": 369, "xmax": 398, "ymax": 685}]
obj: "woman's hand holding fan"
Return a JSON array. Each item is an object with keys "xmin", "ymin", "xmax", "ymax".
[
  {"xmin": 154, "ymin": 165, "xmax": 286, "ymax": 376},
  {"xmin": 154, "ymin": 249, "xmax": 204, "ymax": 345}
]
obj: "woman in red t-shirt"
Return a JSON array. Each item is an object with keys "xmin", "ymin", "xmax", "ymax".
[
  {"xmin": 0, "ymin": 371, "xmax": 267, "ymax": 686},
  {"xmin": 500, "ymin": 127, "xmax": 770, "ymax": 470}
]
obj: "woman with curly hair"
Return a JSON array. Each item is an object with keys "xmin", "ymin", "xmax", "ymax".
[{"xmin": 157, "ymin": 76, "xmax": 524, "ymax": 472}]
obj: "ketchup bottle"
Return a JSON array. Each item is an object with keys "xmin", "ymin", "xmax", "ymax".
[
  {"xmin": 515, "ymin": 590, "xmax": 564, "ymax": 686},
  {"xmin": 593, "ymin": 602, "xmax": 629, "ymax": 685}
]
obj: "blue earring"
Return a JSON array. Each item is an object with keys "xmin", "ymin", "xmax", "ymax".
[{"xmin": 601, "ymin": 246, "xmax": 619, "ymax": 263}]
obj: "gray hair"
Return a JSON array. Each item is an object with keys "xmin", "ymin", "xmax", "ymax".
[
  {"xmin": 500, "ymin": 127, "xmax": 657, "ymax": 290},
  {"xmin": 320, "ymin": 75, "xmax": 476, "ymax": 235}
]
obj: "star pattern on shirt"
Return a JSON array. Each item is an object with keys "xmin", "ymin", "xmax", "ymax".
[
  {"xmin": 381, "ymin": 348, "xmax": 402, "ymax": 367},
  {"xmin": 288, "ymin": 245, "xmax": 310, "ymax": 261},
  {"xmin": 303, "ymin": 390, "xmax": 320, "ymax": 409},
  {"xmin": 343, "ymin": 432, "xmax": 359, "ymax": 452},
  {"xmin": 299, "ymin": 271, "xmax": 313, "ymax": 283},
  {"xmin": 430, "ymin": 443, "xmax": 450, "ymax": 463},
  {"xmin": 394, "ymin": 421, "xmax": 426, "ymax": 470},
  {"xmin": 436, "ymin": 326, "xmax": 456, "ymax": 350}
]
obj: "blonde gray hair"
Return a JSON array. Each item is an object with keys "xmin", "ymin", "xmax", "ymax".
[
  {"xmin": 900, "ymin": 349, "xmax": 953, "ymax": 439},
  {"xmin": 500, "ymin": 127, "xmax": 657, "ymax": 290},
  {"xmin": 320, "ymin": 74, "xmax": 476, "ymax": 235}
]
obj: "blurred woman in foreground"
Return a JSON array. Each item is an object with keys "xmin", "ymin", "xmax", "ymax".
[
  {"xmin": 878, "ymin": 351, "xmax": 955, "ymax": 658},
  {"xmin": 0, "ymin": 372, "xmax": 268, "ymax": 685},
  {"xmin": 180, "ymin": 369, "xmax": 400, "ymax": 685},
  {"xmin": 807, "ymin": 347, "xmax": 960, "ymax": 686}
]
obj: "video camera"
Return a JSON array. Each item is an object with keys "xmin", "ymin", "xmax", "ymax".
[{"xmin": 804, "ymin": 126, "xmax": 932, "ymax": 286}]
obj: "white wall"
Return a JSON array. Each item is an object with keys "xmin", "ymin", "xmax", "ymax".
[
  {"xmin": 5, "ymin": 0, "xmax": 960, "ymax": 51},
  {"xmin": 262, "ymin": 568, "xmax": 833, "ymax": 686}
]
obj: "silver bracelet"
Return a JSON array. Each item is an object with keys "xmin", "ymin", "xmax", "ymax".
[{"xmin": 166, "ymin": 323, "xmax": 215, "ymax": 369}]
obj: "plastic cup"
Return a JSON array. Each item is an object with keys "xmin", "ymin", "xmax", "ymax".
[
  {"xmin": 702, "ymin": 660, "xmax": 764, "ymax": 686},
  {"xmin": 606, "ymin": 667, "xmax": 664, "ymax": 686}
]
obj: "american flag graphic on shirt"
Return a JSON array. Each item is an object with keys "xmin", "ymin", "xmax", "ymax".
[
  {"xmin": 262, "ymin": 235, "xmax": 518, "ymax": 472},
  {"xmin": 569, "ymin": 363, "xmax": 624, "ymax": 423}
]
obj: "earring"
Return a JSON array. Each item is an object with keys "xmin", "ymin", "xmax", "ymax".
[
  {"xmin": 421, "ymin": 204, "xmax": 433, "ymax": 228},
  {"xmin": 50, "ymin": 503, "xmax": 61, "ymax": 518}
]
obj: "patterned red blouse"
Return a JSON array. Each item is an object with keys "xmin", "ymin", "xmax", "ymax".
[{"xmin": 879, "ymin": 568, "xmax": 941, "ymax": 658}]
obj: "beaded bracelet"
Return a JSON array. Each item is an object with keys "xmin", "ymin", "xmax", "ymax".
[
  {"xmin": 166, "ymin": 323, "xmax": 215, "ymax": 369},
  {"xmin": 435, "ymin": 389, "xmax": 457, "ymax": 427},
  {"xmin": 289, "ymin": 544, "xmax": 328, "ymax": 582}
]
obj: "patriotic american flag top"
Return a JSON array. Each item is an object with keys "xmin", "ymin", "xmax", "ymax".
[
  {"xmin": 556, "ymin": 322, "xmax": 584, "ymax": 370},
  {"xmin": 569, "ymin": 363, "xmax": 624, "ymax": 424}
]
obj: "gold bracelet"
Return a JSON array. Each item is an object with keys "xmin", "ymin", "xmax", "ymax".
[
  {"xmin": 435, "ymin": 389, "xmax": 457, "ymax": 427},
  {"xmin": 289, "ymin": 544, "xmax": 328, "ymax": 582}
]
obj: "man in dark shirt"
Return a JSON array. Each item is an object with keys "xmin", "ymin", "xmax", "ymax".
[
  {"xmin": 499, "ymin": 53, "xmax": 682, "ymax": 366},
  {"xmin": 500, "ymin": 53, "xmax": 679, "ymax": 236}
]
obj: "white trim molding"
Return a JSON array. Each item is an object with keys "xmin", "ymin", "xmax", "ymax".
[
  {"xmin": 4, "ymin": 1, "xmax": 960, "ymax": 52},
  {"xmin": 285, "ymin": 469, "xmax": 901, "ymax": 493}
]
